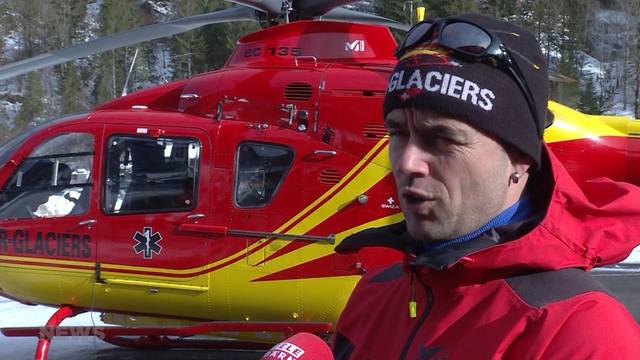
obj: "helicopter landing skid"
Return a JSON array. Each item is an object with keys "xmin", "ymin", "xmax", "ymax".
[
  {"xmin": 1, "ymin": 313, "xmax": 333, "ymax": 359},
  {"xmin": 100, "ymin": 334, "xmax": 274, "ymax": 350},
  {"xmin": 2, "ymin": 305, "xmax": 84, "ymax": 360}
]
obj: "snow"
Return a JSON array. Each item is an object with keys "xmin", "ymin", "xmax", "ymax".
[
  {"xmin": 0, "ymin": 244, "xmax": 637, "ymax": 328},
  {"xmin": 578, "ymin": 51, "xmax": 604, "ymax": 95},
  {"xmin": 606, "ymin": 101, "xmax": 637, "ymax": 118},
  {"xmin": 146, "ymin": 0, "xmax": 175, "ymax": 20},
  {"xmin": 2, "ymin": 31, "xmax": 20, "ymax": 60},
  {"xmin": 595, "ymin": 9, "xmax": 633, "ymax": 25},
  {"xmin": 622, "ymin": 246, "xmax": 640, "ymax": 265},
  {"xmin": 0, "ymin": 100, "xmax": 20, "ymax": 128},
  {"xmin": 152, "ymin": 43, "xmax": 174, "ymax": 83},
  {"xmin": 0, "ymin": 299, "xmax": 105, "ymax": 328},
  {"xmin": 579, "ymin": 51, "xmax": 604, "ymax": 77},
  {"xmin": 83, "ymin": 0, "xmax": 103, "ymax": 42},
  {"xmin": 576, "ymin": 49, "xmax": 638, "ymax": 117},
  {"xmin": 584, "ymin": 9, "xmax": 640, "ymax": 116}
]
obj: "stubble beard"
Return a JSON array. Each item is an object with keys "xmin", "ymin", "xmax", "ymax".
[{"xmin": 402, "ymin": 175, "xmax": 511, "ymax": 244}]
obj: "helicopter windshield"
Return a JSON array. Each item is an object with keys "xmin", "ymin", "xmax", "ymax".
[
  {"xmin": 0, "ymin": 131, "xmax": 94, "ymax": 220},
  {"xmin": 0, "ymin": 113, "xmax": 88, "ymax": 169}
]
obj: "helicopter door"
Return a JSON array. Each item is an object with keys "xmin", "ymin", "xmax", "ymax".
[
  {"xmin": 93, "ymin": 124, "xmax": 211, "ymax": 318},
  {"xmin": 0, "ymin": 124, "xmax": 99, "ymax": 307}
]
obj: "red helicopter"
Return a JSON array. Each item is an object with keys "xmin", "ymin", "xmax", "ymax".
[{"xmin": 0, "ymin": 1, "xmax": 638, "ymax": 359}]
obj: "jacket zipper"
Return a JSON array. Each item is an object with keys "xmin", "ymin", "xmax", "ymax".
[{"xmin": 399, "ymin": 271, "xmax": 433, "ymax": 360}]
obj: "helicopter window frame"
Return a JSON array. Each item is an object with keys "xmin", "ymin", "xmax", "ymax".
[
  {"xmin": 233, "ymin": 141, "xmax": 295, "ymax": 209},
  {"xmin": 0, "ymin": 113, "xmax": 89, "ymax": 169},
  {"xmin": 102, "ymin": 134, "xmax": 201, "ymax": 215},
  {"xmin": 0, "ymin": 131, "xmax": 95, "ymax": 220}
]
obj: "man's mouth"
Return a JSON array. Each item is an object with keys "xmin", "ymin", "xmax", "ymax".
[{"xmin": 401, "ymin": 188, "xmax": 436, "ymax": 205}]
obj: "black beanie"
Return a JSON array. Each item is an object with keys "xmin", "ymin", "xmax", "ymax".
[{"xmin": 383, "ymin": 13, "xmax": 548, "ymax": 168}]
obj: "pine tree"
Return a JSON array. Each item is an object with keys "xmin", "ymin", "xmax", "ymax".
[
  {"xmin": 15, "ymin": 72, "xmax": 45, "ymax": 129},
  {"xmin": 0, "ymin": 2, "xmax": 7, "ymax": 66},
  {"xmin": 201, "ymin": 18, "xmax": 258, "ymax": 71},
  {"xmin": 59, "ymin": 64, "xmax": 83, "ymax": 113},
  {"xmin": 373, "ymin": 0, "xmax": 416, "ymax": 42},
  {"xmin": 425, "ymin": 0, "xmax": 478, "ymax": 17},
  {"xmin": 557, "ymin": 0, "xmax": 589, "ymax": 80},
  {"xmin": 7, "ymin": 0, "xmax": 47, "ymax": 58},
  {"xmin": 0, "ymin": 122, "xmax": 10, "ymax": 146},
  {"xmin": 49, "ymin": 0, "xmax": 88, "ymax": 113},
  {"xmin": 1, "ymin": 0, "xmax": 48, "ymax": 128},
  {"xmin": 171, "ymin": 0, "xmax": 257, "ymax": 79},
  {"xmin": 478, "ymin": 0, "xmax": 518, "ymax": 18},
  {"xmin": 374, "ymin": 0, "xmax": 412, "ymax": 24},
  {"xmin": 93, "ymin": 0, "xmax": 145, "ymax": 103},
  {"xmin": 578, "ymin": 77, "xmax": 602, "ymax": 114},
  {"xmin": 172, "ymin": 0, "xmax": 218, "ymax": 80}
]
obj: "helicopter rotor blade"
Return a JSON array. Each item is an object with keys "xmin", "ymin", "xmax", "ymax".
[
  {"xmin": 0, "ymin": 6, "xmax": 257, "ymax": 81},
  {"xmin": 226, "ymin": 0, "xmax": 285, "ymax": 16},
  {"xmin": 294, "ymin": 0, "xmax": 361, "ymax": 17},
  {"xmin": 319, "ymin": 7, "xmax": 411, "ymax": 32},
  {"xmin": 225, "ymin": 0, "xmax": 362, "ymax": 18}
]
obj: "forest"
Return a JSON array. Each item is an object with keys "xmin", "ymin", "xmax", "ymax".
[{"xmin": 0, "ymin": 0, "xmax": 637, "ymax": 145}]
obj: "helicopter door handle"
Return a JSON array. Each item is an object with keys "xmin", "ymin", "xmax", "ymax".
[
  {"xmin": 179, "ymin": 224, "xmax": 228, "ymax": 235},
  {"xmin": 187, "ymin": 213, "xmax": 206, "ymax": 220},
  {"xmin": 78, "ymin": 219, "xmax": 97, "ymax": 227},
  {"xmin": 313, "ymin": 150, "xmax": 337, "ymax": 156},
  {"xmin": 180, "ymin": 93, "xmax": 200, "ymax": 101},
  {"xmin": 295, "ymin": 56, "xmax": 318, "ymax": 67}
]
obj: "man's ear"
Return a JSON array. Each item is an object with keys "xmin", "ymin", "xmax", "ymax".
[
  {"xmin": 514, "ymin": 162, "xmax": 532, "ymax": 176},
  {"xmin": 508, "ymin": 150, "xmax": 533, "ymax": 175}
]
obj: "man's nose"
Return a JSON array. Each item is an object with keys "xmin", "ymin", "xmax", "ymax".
[{"xmin": 396, "ymin": 139, "xmax": 430, "ymax": 178}]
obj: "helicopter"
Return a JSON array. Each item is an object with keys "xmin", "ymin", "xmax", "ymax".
[{"xmin": 0, "ymin": 1, "xmax": 638, "ymax": 359}]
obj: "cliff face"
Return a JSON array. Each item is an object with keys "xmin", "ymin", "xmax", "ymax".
[
  {"xmin": 583, "ymin": 9, "xmax": 639, "ymax": 116},
  {"xmin": 587, "ymin": 10, "xmax": 636, "ymax": 62}
]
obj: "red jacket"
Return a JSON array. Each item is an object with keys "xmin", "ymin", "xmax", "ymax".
[{"xmin": 333, "ymin": 145, "xmax": 640, "ymax": 359}]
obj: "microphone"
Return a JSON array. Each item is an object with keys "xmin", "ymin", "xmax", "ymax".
[{"xmin": 261, "ymin": 332, "xmax": 334, "ymax": 360}]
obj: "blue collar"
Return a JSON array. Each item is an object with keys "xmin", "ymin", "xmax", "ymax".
[{"xmin": 424, "ymin": 193, "xmax": 533, "ymax": 252}]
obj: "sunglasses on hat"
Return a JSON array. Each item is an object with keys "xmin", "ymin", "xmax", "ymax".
[{"xmin": 395, "ymin": 18, "xmax": 541, "ymax": 138}]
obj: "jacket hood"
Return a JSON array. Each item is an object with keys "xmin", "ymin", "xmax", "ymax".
[{"xmin": 336, "ymin": 143, "xmax": 640, "ymax": 273}]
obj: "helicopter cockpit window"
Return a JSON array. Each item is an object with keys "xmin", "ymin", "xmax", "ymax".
[
  {"xmin": 234, "ymin": 142, "xmax": 294, "ymax": 208},
  {"xmin": 104, "ymin": 136, "xmax": 200, "ymax": 214},
  {"xmin": 0, "ymin": 132, "xmax": 94, "ymax": 220}
]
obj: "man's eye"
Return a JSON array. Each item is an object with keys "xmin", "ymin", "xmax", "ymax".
[
  {"xmin": 432, "ymin": 136, "xmax": 468, "ymax": 152},
  {"xmin": 387, "ymin": 128, "xmax": 406, "ymax": 137},
  {"xmin": 420, "ymin": 136, "xmax": 457, "ymax": 151}
]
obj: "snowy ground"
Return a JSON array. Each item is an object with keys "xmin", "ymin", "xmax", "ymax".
[
  {"xmin": 0, "ymin": 263, "xmax": 638, "ymax": 359},
  {"xmin": 0, "ymin": 298, "xmax": 263, "ymax": 359},
  {"xmin": 622, "ymin": 245, "xmax": 640, "ymax": 265},
  {"xmin": 0, "ymin": 243, "xmax": 638, "ymax": 358},
  {"xmin": 0, "ymin": 299, "xmax": 105, "ymax": 328},
  {"xmin": 0, "ymin": 245, "xmax": 637, "ymax": 329}
]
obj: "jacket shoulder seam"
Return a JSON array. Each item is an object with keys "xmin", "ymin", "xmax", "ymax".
[{"xmin": 504, "ymin": 268, "xmax": 611, "ymax": 309}]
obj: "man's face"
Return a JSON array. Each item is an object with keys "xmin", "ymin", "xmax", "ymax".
[{"xmin": 385, "ymin": 108, "xmax": 515, "ymax": 242}]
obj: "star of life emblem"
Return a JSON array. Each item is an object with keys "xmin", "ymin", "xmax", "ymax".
[{"xmin": 133, "ymin": 227, "xmax": 163, "ymax": 259}]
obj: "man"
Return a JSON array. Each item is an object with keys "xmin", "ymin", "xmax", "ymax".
[{"xmin": 333, "ymin": 13, "xmax": 640, "ymax": 359}]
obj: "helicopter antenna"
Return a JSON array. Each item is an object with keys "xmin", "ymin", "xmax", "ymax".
[
  {"xmin": 282, "ymin": 0, "xmax": 293, "ymax": 23},
  {"xmin": 121, "ymin": 48, "xmax": 139, "ymax": 97},
  {"xmin": 403, "ymin": 1, "xmax": 414, "ymax": 25}
]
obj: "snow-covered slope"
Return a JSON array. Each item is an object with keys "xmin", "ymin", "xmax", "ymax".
[{"xmin": 0, "ymin": 298, "xmax": 105, "ymax": 327}]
